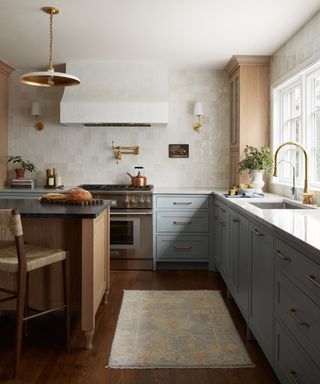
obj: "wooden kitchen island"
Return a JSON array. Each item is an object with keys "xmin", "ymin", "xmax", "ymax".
[{"xmin": 0, "ymin": 199, "xmax": 110, "ymax": 350}]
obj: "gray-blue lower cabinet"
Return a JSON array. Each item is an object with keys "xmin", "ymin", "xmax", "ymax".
[
  {"xmin": 249, "ymin": 222, "xmax": 274, "ymax": 365},
  {"xmin": 213, "ymin": 212, "xmax": 228, "ymax": 281},
  {"xmin": 153, "ymin": 194, "xmax": 211, "ymax": 269},
  {"xmin": 228, "ymin": 210, "xmax": 249, "ymax": 321}
]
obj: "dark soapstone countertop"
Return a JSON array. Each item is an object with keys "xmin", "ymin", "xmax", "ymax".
[{"xmin": 0, "ymin": 199, "xmax": 111, "ymax": 219}]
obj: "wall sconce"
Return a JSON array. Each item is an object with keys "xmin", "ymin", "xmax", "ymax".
[
  {"xmin": 31, "ymin": 102, "xmax": 44, "ymax": 131},
  {"xmin": 193, "ymin": 102, "xmax": 204, "ymax": 133}
]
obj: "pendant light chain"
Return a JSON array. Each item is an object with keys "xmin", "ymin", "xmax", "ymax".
[{"xmin": 48, "ymin": 10, "xmax": 54, "ymax": 71}]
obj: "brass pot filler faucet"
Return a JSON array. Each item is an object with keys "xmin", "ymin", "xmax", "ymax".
[{"xmin": 273, "ymin": 141, "xmax": 313, "ymax": 205}]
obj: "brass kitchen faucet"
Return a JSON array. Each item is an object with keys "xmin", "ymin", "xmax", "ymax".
[{"xmin": 273, "ymin": 141, "xmax": 313, "ymax": 204}]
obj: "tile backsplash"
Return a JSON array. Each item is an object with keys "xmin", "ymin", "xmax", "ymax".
[{"xmin": 8, "ymin": 68, "xmax": 229, "ymax": 188}]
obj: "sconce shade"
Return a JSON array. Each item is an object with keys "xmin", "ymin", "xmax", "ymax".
[
  {"xmin": 31, "ymin": 102, "xmax": 42, "ymax": 117},
  {"xmin": 193, "ymin": 102, "xmax": 204, "ymax": 116}
]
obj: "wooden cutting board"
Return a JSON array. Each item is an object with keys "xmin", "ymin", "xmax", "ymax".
[{"xmin": 40, "ymin": 198, "xmax": 104, "ymax": 206}]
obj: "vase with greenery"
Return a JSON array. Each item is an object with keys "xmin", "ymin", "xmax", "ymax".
[
  {"xmin": 8, "ymin": 155, "xmax": 35, "ymax": 178},
  {"xmin": 238, "ymin": 145, "xmax": 273, "ymax": 192}
]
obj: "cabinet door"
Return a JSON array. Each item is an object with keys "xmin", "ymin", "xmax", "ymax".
[
  {"xmin": 214, "ymin": 215, "xmax": 228, "ymax": 281},
  {"xmin": 229, "ymin": 211, "xmax": 249, "ymax": 320},
  {"xmin": 230, "ymin": 71, "xmax": 240, "ymax": 148},
  {"xmin": 249, "ymin": 222, "xmax": 274, "ymax": 364}
]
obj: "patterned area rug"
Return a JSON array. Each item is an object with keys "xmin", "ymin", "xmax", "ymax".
[{"xmin": 108, "ymin": 290, "xmax": 254, "ymax": 369}]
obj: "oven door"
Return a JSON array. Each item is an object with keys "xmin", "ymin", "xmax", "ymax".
[{"xmin": 110, "ymin": 216, "xmax": 140, "ymax": 250}]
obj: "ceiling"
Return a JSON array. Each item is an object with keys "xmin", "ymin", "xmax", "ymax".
[{"xmin": 1, "ymin": 0, "xmax": 319, "ymax": 70}]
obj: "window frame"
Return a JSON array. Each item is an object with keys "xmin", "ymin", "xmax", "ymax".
[{"xmin": 272, "ymin": 59, "xmax": 320, "ymax": 190}]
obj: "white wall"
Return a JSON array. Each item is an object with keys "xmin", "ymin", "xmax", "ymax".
[
  {"xmin": 8, "ymin": 68, "xmax": 229, "ymax": 188},
  {"xmin": 269, "ymin": 10, "xmax": 320, "ymax": 203}
]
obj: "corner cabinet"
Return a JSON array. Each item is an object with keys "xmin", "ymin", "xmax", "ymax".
[
  {"xmin": 153, "ymin": 194, "xmax": 211, "ymax": 270},
  {"xmin": 0, "ymin": 60, "xmax": 14, "ymax": 188},
  {"xmin": 224, "ymin": 55, "xmax": 270, "ymax": 186}
]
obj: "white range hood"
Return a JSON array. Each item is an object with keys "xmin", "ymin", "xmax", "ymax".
[{"xmin": 60, "ymin": 62, "xmax": 168, "ymax": 126}]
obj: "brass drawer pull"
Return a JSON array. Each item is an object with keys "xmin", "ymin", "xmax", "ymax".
[
  {"xmin": 251, "ymin": 228, "xmax": 264, "ymax": 237},
  {"xmin": 288, "ymin": 369, "xmax": 299, "ymax": 384},
  {"xmin": 173, "ymin": 246, "xmax": 193, "ymax": 250},
  {"xmin": 173, "ymin": 201, "xmax": 192, "ymax": 205},
  {"xmin": 288, "ymin": 308, "xmax": 310, "ymax": 328},
  {"xmin": 232, "ymin": 218, "xmax": 240, "ymax": 223},
  {"xmin": 173, "ymin": 221, "xmax": 192, "ymax": 225},
  {"xmin": 274, "ymin": 249, "xmax": 291, "ymax": 262},
  {"xmin": 307, "ymin": 274, "xmax": 320, "ymax": 288}
]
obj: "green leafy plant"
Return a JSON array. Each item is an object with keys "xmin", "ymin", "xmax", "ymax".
[
  {"xmin": 239, "ymin": 145, "xmax": 273, "ymax": 176},
  {"xmin": 7, "ymin": 155, "xmax": 35, "ymax": 173}
]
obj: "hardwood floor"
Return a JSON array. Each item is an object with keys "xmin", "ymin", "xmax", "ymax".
[{"xmin": 0, "ymin": 270, "xmax": 279, "ymax": 383}]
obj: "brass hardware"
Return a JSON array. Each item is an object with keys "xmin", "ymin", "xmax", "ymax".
[
  {"xmin": 307, "ymin": 274, "xmax": 320, "ymax": 288},
  {"xmin": 251, "ymin": 228, "xmax": 264, "ymax": 236},
  {"xmin": 273, "ymin": 141, "xmax": 313, "ymax": 204},
  {"xmin": 287, "ymin": 369, "xmax": 300, "ymax": 384},
  {"xmin": 173, "ymin": 221, "xmax": 192, "ymax": 225},
  {"xmin": 288, "ymin": 308, "xmax": 310, "ymax": 328},
  {"xmin": 35, "ymin": 120, "xmax": 44, "ymax": 131},
  {"xmin": 273, "ymin": 249, "xmax": 291, "ymax": 262},
  {"xmin": 173, "ymin": 246, "xmax": 193, "ymax": 250},
  {"xmin": 193, "ymin": 117, "xmax": 202, "ymax": 133},
  {"xmin": 112, "ymin": 141, "xmax": 139, "ymax": 163},
  {"xmin": 232, "ymin": 217, "xmax": 240, "ymax": 223},
  {"xmin": 173, "ymin": 202, "xmax": 192, "ymax": 205}
]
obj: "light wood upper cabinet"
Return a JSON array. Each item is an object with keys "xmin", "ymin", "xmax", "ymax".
[
  {"xmin": 0, "ymin": 60, "xmax": 14, "ymax": 188},
  {"xmin": 224, "ymin": 55, "xmax": 270, "ymax": 186}
]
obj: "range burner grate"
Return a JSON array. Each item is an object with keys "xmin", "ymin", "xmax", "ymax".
[{"xmin": 79, "ymin": 184, "xmax": 153, "ymax": 192}]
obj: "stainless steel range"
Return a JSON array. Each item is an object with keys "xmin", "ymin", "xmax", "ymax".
[{"xmin": 80, "ymin": 184, "xmax": 153, "ymax": 270}]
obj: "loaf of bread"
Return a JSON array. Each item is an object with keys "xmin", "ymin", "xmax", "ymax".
[{"xmin": 66, "ymin": 187, "xmax": 92, "ymax": 201}]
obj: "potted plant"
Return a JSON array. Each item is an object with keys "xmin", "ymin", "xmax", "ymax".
[
  {"xmin": 238, "ymin": 145, "xmax": 273, "ymax": 192},
  {"xmin": 8, "ymin": 155, "xmax": 35, "ymax": 179}
]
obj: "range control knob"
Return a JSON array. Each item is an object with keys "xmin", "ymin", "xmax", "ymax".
[
  {"xmin": 129, "ymin": 198, "xmax": 136, "ymax": 208},
  {"xmin": 138, "ymin": 197, "xmax": 145, "ymax": 207},
  {"xmin": 123, "ymin": 200, "xmax": 129, "ymax": 207},
  {"xmin": 145, "ymin": 197, "xmax": 151, "ymax": 208}
]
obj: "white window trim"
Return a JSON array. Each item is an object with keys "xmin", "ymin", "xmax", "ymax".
[{"xmin": 272, "ymin": 58, "xmax": 320, "ymax": 190}]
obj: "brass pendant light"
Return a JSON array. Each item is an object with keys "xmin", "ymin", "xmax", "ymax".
[{"xmin": 20, "ymin": 7, "xmax": 80, "ymax": 87}]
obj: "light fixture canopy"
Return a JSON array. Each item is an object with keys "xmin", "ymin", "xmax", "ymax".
[
  {"xmin": 20, "ymin": 6, "xmax": 80, "ymax": 87},
  {"xmin": 193, "ymin": 102, "xmax": 204, "ymax": 133}
]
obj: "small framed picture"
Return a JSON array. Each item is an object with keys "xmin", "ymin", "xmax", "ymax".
[{"xmin": 169, "ymin": 144, "xmax": 189, "ymax": 158}]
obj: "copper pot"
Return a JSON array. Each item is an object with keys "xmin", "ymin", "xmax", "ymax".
[{"xmin": 127, "ymin": 167, "xmax": 147, "ymax": 186}]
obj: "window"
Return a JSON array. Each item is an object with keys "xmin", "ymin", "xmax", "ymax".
[{"xmin": 273, "ymin": 59, "xmax": 320, "ymax": 189}]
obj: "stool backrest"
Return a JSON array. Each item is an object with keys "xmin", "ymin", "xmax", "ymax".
[
  {"xmin": 0, "ymin": 209, "xmax": 23, "ymax": 241},
  {"xmin": 0, "ymin": 209, "xmax": 26, "ymax": 270}
]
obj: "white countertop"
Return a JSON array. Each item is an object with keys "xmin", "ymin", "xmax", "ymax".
[
  {"xmin": 154, "ymin": 187, "xmax": 216, "ymax": 194},
  {"xmin": 213, "ymin": 190, "xmax": 320, "ymax": 256}
]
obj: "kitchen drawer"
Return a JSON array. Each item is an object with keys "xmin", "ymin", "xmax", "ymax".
[
  {"xmin": 156, "ymin": 195, "xmax": 209, "ymax": 210},
  {"xmin": 275, "ymin": 269, "xmax": 320, "ymax": 367},
  {"xmin": 156, "ymin": 211, "xmax": 209, "ymax": 233},
  {"xmin": 156, "ymin": 235, "xmax": 209, "ymax": 260},
  {"xmin": 274, "ymin": 321, "xmax": 320, "ymax": 384},
  {"xmin": 274, "ymin": 238, "xmax": 320, "ymax": 301}
]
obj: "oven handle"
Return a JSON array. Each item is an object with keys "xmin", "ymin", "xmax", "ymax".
[{"xmin": 110, "ymin": 211, "xmax": 153, "ymax": 216}]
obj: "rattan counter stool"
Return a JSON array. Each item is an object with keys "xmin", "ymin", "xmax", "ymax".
[{"xmin": 0, "ymin": 208, "xmax": 70, "ymax": 378}]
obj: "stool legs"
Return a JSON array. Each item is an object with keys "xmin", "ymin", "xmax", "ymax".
[
  {"xmin": 63, "ymin": 256, "xmax": 71, "ymax": 352},
  {"xmin": 14, "ymin": 268, "xmax": 27, "ymax": 378}
]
